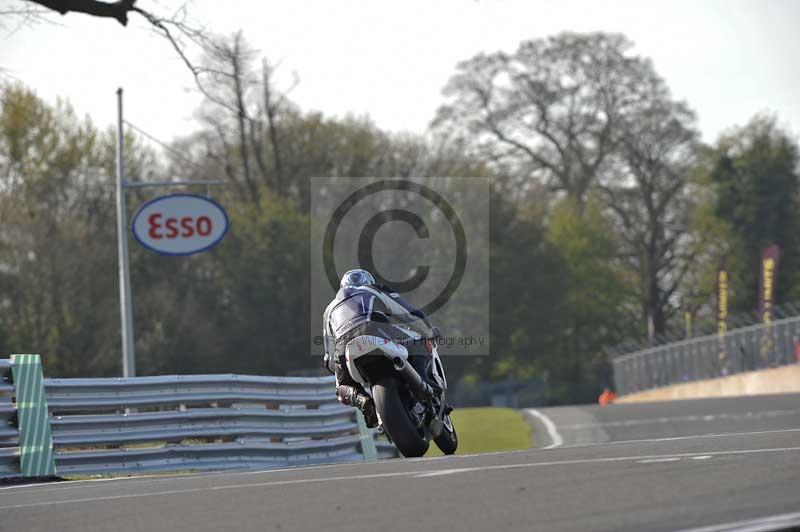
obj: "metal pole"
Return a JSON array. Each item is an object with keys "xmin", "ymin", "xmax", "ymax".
[{"xmin": 116, "ymin": 88, "xmax": 136, "ymax": 377}]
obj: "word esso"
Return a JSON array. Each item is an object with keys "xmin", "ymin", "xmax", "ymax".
[{"xmin": 131, "ymin": 194, "xmax": 229, "ymax": 255}]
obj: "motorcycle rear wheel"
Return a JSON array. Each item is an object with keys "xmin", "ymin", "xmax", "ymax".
[{"xmin": 373, "ymin": 378, "xmax": 430, "ymax": 457}]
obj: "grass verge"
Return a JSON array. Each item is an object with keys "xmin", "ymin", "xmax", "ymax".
[{"xmin": 425, "ymin": 407, "xmax": 532, "ymax": 457}]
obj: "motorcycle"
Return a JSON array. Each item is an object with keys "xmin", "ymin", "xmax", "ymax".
[{"xmin": 343, "ymin": 324, "xmax": 457, "ymax": 457}]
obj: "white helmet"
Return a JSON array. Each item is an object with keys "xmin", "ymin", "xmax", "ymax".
[{"xmin": 340, "ymin": 269, "xmax": 375, "ymax": 288}]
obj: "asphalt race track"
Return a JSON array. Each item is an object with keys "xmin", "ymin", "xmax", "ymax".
[{"xmin": 2, "ymin": 394, "xmax": 800, "ymax": 532}]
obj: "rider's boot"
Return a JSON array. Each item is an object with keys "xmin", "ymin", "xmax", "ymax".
[
  {"xmin": 337, "ymin": 385, "xmax": 378, "ymax": 428},
  {"xmin": 353, "ymin": 393, "xmax": 378, "ymax": 428}
]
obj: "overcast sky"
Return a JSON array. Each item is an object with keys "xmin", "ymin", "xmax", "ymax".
[{"xmin": 3, "ymin": 0, "xmax": 799, "ymax": 148}]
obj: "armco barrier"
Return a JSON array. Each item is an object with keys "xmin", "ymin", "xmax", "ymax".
[
  {"xmin": 1, "ymin": 358, "xmax": 396, "ymax": 477},
  {"xmin": 0, "ymin": 355, "xmax": 57, "ymax": 478},
  {"xmin": 0, "ymin": 358, "xmax": 19, "ymax": 477}
]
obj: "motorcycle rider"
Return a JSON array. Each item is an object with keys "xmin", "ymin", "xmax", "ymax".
[{"xmin": 322, "ymin": 268, "xmax": 437, "ymax": 427}]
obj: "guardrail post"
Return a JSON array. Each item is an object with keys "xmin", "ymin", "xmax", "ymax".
[{"xmin": 10, "ymin": 354, "xmax": 56, "ymax": 477}]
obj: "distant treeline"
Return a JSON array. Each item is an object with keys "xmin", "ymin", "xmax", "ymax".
[{"xmin": 1, "ymin": 31, "xmax": 798, "ymax": 404}]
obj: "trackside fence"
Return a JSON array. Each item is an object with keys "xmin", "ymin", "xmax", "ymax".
[
  {"xmin": 612, "ymin": 315, "xmax": 800, "ymax": 395},
  {"xmin": 1, "ymin": 356, "xmax": 396, "ymax": 478}
]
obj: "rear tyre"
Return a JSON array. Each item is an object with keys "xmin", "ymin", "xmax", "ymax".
[
  {"xmin": 373, "ymin": 379, "xmax": 430, "ymax": 457},
  {"xmin": 434, "ymin": 413, "xmax": 458, "ymax": 455}
]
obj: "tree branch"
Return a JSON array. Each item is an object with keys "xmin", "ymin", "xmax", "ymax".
[{"xmin": 26, "ymin": 0, "xmax": 137, "ymax": 25}]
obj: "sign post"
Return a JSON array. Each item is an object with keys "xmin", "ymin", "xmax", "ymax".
[
  {"xmin": 716, "ymin": 264, "xmax": 728, "ymax": 373},
  {"xmin": 115, "ymin": 88, "xmax": 224, "ymax": 377},
  {"xmin": 759, "ymin": 244, "xmax": 781, "ymax": 366},
  {"xmin": 116, "ymin": 88, "xmax": 135, "ymax": 378}
]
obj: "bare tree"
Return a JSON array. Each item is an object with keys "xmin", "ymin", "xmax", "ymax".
[
  {"xmin": 0, "ymin": 2, "xmax": 52, "ymax": 30},
  {"xmin": 10, "ymin": 2, "xmax": 302, "ymax": 203},
  {"xmin": 10, "ymin": 1, "xmax": 218, "ymax": 86},
  {"xmin": 434, "ymin": 32, "xmax": 654, "ymax": 210},
  {"xmin": 190, "ymin": 32, "xmax": 263, "ymax": 202},
  {"xmin": 600, "ymin": 76, "xmax": 702, "ymax": 338},
  {"xmin": 185, "ymin": 32, "xmax": 303, "ymax": 202},
  {"xmin": 259, "ymin": 59, "xmax": 294, "ymax": 194}
]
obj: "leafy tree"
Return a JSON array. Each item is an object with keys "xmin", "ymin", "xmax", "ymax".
[
  {"xmin": 448, "ymin": 184, "xmax": 556, "ymax": 391},
  {"xmin": 674, "ymin": 168, "xmax": 733, "ymax": 330},
  {"xmin": 0, "ymin": 84, "xmax": 120, "ymax": 375},
  {"xmin": 708, "ymin": 115, "xmax": 800, "ymax": 311},
  {"xmin": 193, "ymin": 191, "xmax": 311, "ymax": 376},
  {"xmin": 545, "ymin": 197, "xmax": 632, "ymax": 400}
]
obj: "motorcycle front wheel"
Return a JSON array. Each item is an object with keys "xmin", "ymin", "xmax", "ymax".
[{"xmin": 373, "ymin": 378, "xmax": 430, "ymax": 457}]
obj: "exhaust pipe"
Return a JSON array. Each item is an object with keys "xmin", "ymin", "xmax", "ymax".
[{"xmin": 393, "ymin": 357, "xmax": 434, "ymax": 400}]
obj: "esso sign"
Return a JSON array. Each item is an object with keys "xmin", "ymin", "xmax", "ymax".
[{"xmin": 131, "ymin": 194, "xmax": 229, "ymax": 255}]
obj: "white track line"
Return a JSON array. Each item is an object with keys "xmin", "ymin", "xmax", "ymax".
[
  {"xmin": 525, "ymin": 409, "xmax": 563, "ymax": 448},
  {"xmin": 555, "ymin": 408, "xmax": 800, "ymax": 430},
  {"xmin": 3, "ymin": 445, "xmax": 800, "ymax": 511},
  {"xmin": 580, "ymin": 427, "xmax": 800, "ymax": 447},
  {"xmin": 676, "ymin": 510, "xmax": 800, "ymax": 532},
  {"xmin": 0, "ymin": 471, "xmax": 224, "ymax": 492},
  {"xmin": 414, "ymin": 468, "xmax": 478, "ymax": 478}
]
